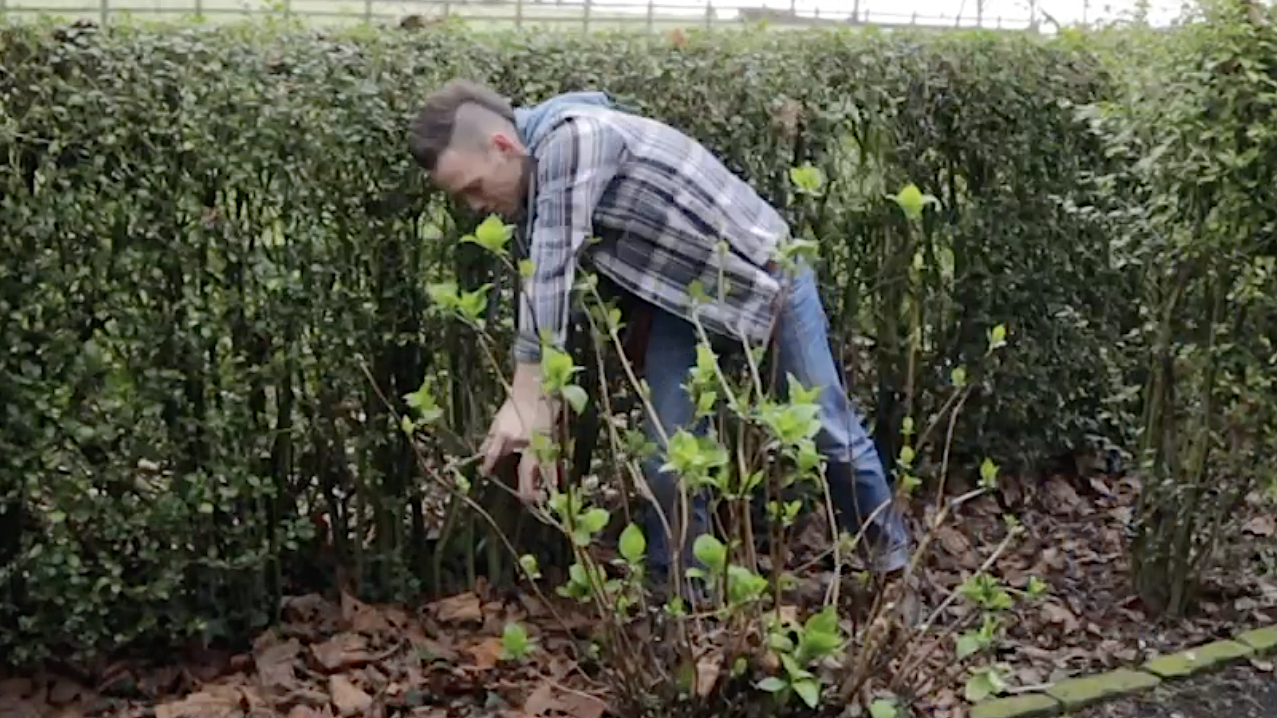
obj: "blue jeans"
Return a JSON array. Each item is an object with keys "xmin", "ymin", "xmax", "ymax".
[{"xmin": 637, "ymin": 263, "xmax": 911, "ymax": 576}]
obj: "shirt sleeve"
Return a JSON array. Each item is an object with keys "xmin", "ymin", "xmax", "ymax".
[{"xmin": 512, "ymin": 116, "xmax": 623, "ymax": 364}]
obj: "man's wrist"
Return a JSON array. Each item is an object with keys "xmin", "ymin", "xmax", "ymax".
[{"xmin": 511, "ymin": 361, "xmax": 543, "ymax": 402}]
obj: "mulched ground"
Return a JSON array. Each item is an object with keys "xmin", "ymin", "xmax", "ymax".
[
  {"xmin": 0, "ymin": 471, "xmax": 1274, "ymax": 718},
  {"xmin": 903, "ymin": 471, "xmax": 1277, "ymax": 715},
  {"xmin": 1076, "ymin": 662, "xmax": 1277, "ymax": 718}
]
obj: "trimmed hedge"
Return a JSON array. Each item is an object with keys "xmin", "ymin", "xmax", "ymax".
[{"xmin": 0, "ymin": 19, "xmax": 1129, "ymax": 664}]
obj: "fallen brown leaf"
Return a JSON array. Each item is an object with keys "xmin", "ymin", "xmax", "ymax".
[
  {"xmin": 407, "ymin": 632, "xmax": 458, "ymax": 664},
  {"xmin": 154, "ymin": 685, "xmax": 245, "ymax": 718},
  {"xmin": 465, "ymin": 638, "xmax": 505, "ymax": 671},
  {"xmin": 0, "ymin": 698, "xmax": 43, "ymax": 718},
  {"xmin": 47, "ymin": 679, "xmax": 85, "ymax": 706},
  {"xmin": 281, "ymin": 594, "xmax": 331, "ymax": 623},
  {"xmin": 937, "ymin": 526, "xmax": 976, "ymax": 567},
  {"xmin": 186, "ymin": 649, "xmax": 233, "ymax": 685},
  {"xmin": 522, "ymin": 683, "xmax": 607, "ymax": 718},
  {"xmin": 1088, "ymin": 476, "xmax": 1114, "ymax": 497},
  {"xmin": 1014, "ymin": 665, "xmax": 1044, "ymax": 686},
  {"xmin": 1041, "ymin": 602, "xmax": 1080, "ymax": 633},
  {"xmin": 310, "ymin": 634, "xmax": 373, "ymax": 673},
  {"xmin": 1046, "ymin": 477, "xmax": 1082, "ymax": 513},
  {"xmin": 255, "ymin": 638, "xmax": 301, "ymax": 690},
  {"xmin": 433, "ymin": 593, "xmax": 483, "ymax": 624},
  {"xmin": 1000, "ymin": 476, "xmax": 1024, "ymax": 506},
  {"xmin": 277, "ymin": 687, "xmax": 330, "ymax": 712},
  {"xmin": 1039, "ymin": 547, "xmax": 1066, "ymax": 571},
  {"xmin": 341, "ymin": 591, "xmax": 389, "ymax": 634},
  {"xmin": 695, "ymin": 653, "xmax": 721, "ymax": 698},
  {"xmin": 522, "ymin": 683, "xmax": 555, "ymax": 716},
  {"xmin": 0, "ymin": 680, "xmax": 32, "ymax": 700},
  {"xmin": 554, "ymin": 689, "xmax": 607, "ymax": 718},
  {"xmin": 518, "ymin": 594, "xmax": 548, "ymax": 619},
  {"xmin": 141, "ymin": 665, "xmax": 181, "ymax": 697},
  {"xmin": 1244, "ymin": 515, "xmax": 1275, "ymax": 537},
  {"xmin": 328, "ymin": 676, "xmax": 371, "ymax": 717},
  {"xmin": 382, "ymin": 606, "xmax": 411, "ymax": 630}
]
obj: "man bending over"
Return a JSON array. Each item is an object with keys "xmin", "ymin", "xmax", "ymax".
[{"xmin": 407, "ymin": 80, "xmax": 915, "ymax": 616}]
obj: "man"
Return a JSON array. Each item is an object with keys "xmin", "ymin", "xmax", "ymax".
[{"xmin": 407, "ymin": 79, "xmax": 914, "ymax": 611}]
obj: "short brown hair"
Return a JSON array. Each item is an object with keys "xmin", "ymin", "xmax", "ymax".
[{"xmin": 408, "ymin": 79, "xmax": 515, "ymax": 171}]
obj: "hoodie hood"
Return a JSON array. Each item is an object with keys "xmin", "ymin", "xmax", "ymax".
[
  {"xmin": 511, "ymin": 91, "xmax": 616, "ymax": 254},
  {"xmin": 514, "ymin": 90, "xmax": 614, "ymax": 151}
]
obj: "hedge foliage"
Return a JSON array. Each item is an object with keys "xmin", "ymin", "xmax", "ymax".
[{"xmin": 0, "ymin": 18, "xmax": 1131, "ymax": 664}]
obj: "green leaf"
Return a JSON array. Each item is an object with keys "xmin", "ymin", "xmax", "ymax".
[
  {"xmin": 404, "ymin": 376, "xmax": 444, "ymax": 425},
  {"xmin": 464, "ymin": 214, "xmax": 512, "ymax": 257},
  {"xmin": 803, "ymin": 605, "xmax": 840, "ymax": 636},
  {"xmin": 898, "ymin": 444, "xmax": 915, "ymax": 467},
  {"xmin": 768, "ymin": 631, "xmax": 795, "ymax": 653},
  {"xmin": 519, "ymin": 554, "xmax": 541, "ymax": 579},
  {"xmin": 756, "ymin": 676, "xmax": 788, "ymax": 693},
  {"xmin": 618, "ymin": 522, "xmax": 646, "ymax": 563},
  {"xmin": 779, "ymin": 652, "xmax": 813, "ymax": 681},
  {"xmin": 692, "ymin": 534, "xmax": 727, "ymax": 571},
  {"xmin": 789, "ymin": 163, "xmax": 825, "ymax": 195},
  {"xmin": 869, "ymin": 698, "xmax": 900, "ymax": 718},
  {"xmin": 964, "ymin": 672, "xmax": 995, "ymax": 703},
  {"xmin": 988, "ymin": 323, "xmax": 1008, "ymax": 349},
  {"xmin": 540, "ymin": 347, "xmax": 579, "ymax": 392},
  {"xmin": 792, "ymin": 678, "xmax": 821, "ymax": 708},
  {"xmin": 695, "ymin": 389, "xmax": 717, "ymax": 418},
  {"xmin": 951, "ymin": 366, "xmax": 967, "ymax": 388},
  {"xmin": 561, "ymin": 385, "xmax": 588, "ymax": 414},
  {"xmin": 427, "ymin": 281, "xmax": 460, "ymax": 309},
  {"xmin": 578, "ymin": 507, "xmax": 610, "ymax": 535},
  {"xmin": 798, "ymin": 628, "xmax": 842, "ymax": 660},
  {"xmin": 1026, "ymin": 576, "xmax": 1049, "ymax": 597},
  {"xmin": 726, "ymin": 564, "xmax": 769, "ymax": 604},
  {"xmin": 956, "ymin": 632, "xmax": 983, "ymax": 659},
  {"xmin": 500, "ymin": 621, "xmax": 532, "ymax": 659},
  {"xmin": 979, "ymin": 458, "xmax": 999, "ymax": 489},
  {"xmin": 893, "ymin": 182, "xmax": 935, "ymax": 221},
  {"xmin": 786, "ymin": 373, "xmax": 820, "ymax": 405}
]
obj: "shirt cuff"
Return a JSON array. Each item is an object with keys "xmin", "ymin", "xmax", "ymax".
[{"xmin": 512, "ymin": 333, "xmax": 541, "ymax": 364}]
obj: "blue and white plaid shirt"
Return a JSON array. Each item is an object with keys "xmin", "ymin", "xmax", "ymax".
[{"xmin": 512, "ymin": 103, "xmax": 792, "ymax": 364}]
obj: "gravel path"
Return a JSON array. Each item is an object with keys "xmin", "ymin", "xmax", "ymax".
[{"xmin": 1075, "ymin": 663, "xmax": 1277, "ymax": 718}]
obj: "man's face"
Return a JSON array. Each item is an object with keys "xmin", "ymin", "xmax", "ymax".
[{"xmin": 431, "ymin": 134, "xmax": 528, "ymax": 220}]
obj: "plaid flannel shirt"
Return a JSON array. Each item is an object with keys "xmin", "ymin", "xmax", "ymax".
[{"xmin": 512, "ymin": 104, "xmax": 791, "ymax": 364}]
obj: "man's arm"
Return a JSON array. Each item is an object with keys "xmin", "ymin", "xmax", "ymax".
[{"xmin": 511, "ymin": 116, "xmax": 624, "ymax": 386}]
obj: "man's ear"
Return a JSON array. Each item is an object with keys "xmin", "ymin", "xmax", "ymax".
[{"xmin": 491, "ymin": 131, "xmax": 523, "ymax": 156}]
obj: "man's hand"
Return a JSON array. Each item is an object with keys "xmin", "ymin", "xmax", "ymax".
[{"xmin": 480, "ymin": 363, "xmax": 560, "ymax": 502}]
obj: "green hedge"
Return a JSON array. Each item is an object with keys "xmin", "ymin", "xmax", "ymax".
[{"xmin": 0, "ymin": 18, "xmax": 1129, "ymax": 665}]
